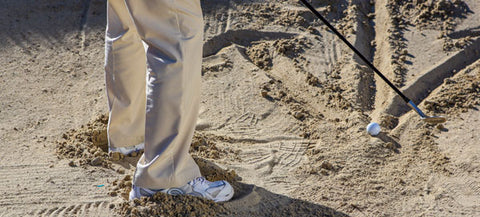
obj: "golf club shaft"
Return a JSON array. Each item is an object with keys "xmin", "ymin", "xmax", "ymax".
[{"xmin": 299, "ymin": 0, "xmax": 410, "ymax": 103}]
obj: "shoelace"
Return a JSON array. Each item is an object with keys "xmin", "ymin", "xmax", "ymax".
[{"xmin": 190, "ymin": 177, "xmax": 207, "ymax": 186}]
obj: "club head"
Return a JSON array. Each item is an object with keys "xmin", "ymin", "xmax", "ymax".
[
  {"xmin": 407, "ymin": 101, "xmax": 446, "ymax": 124},
  {"xmin": 421, "ymin": 116, "xmax": 447, "ymax": 124}
]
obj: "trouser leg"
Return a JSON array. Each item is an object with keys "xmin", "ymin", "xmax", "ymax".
[
  {"xmin": 124, "ymin": 0, "xmax": 204, "ymax": 189},
  {"xmin": 105, "ymin": 0, "xmax": 146, "ymax": 154}
]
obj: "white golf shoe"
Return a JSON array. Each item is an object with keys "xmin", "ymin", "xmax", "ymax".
[{"xmin": 129, "ymin": 177, "xmax": 234, "ymax": 202}]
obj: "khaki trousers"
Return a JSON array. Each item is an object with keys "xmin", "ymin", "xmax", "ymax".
[{"xmin": 105, "ymin": 0, "xmax": 203, "ymax": 189}]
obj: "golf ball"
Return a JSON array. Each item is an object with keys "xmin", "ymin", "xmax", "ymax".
[{"xmin": 366, "ymin": 122, "xmax": 381, "ymax": 136}]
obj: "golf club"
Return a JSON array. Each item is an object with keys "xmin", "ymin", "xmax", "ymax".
[{"xmin": 299, "ymin": 0, "xmax": 446, "ymax": 124}]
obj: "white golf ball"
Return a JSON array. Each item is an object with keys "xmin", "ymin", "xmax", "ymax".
[{"xmin": 366, "ymin": 122, "xmax": 381, "ymax": 136}]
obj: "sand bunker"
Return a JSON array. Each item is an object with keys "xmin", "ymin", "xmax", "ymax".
[
  {"xmin": 54, "ymin": 0, "xmax": 479, "ymax": 216},
  {"xmin": 2, "ymin": 0, "xmax": 480, "ymax": 216}
]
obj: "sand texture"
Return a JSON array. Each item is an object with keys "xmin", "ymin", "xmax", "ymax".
[{"xmin": 1, "ymin": 0, "xmax": 479, "ymax": 216}]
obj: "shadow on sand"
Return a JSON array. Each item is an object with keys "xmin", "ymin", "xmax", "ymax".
[
  {"xmin": 226, "ymin": 182, "xmax": 349, "ymax": 217},
  {"xmin": 200, "ymin": 158, "xmax": 349, "ymax": 217}
]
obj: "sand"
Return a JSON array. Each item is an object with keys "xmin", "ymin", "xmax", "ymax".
[{"xmin": 1, "ymin": 0, "xmax": 479, "ymax": 216}]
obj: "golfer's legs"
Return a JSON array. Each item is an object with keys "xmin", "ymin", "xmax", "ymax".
[
  {"xmin": 125, "ymin": 0, "xmax": 203, "ymax": 189},
  {"xmin": 105, "ymin": 0, "xmax": 146, "ymax": 153}
]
